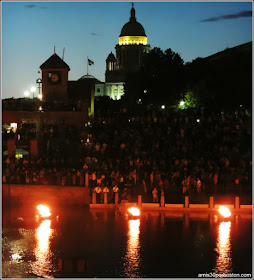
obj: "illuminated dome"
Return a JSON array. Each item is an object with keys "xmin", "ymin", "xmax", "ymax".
[
  {"xmin": 79, "ymin": 74, "xmax": 95, "ymax": 80},
  {"xmin": 119, "ymin": 4, "xmax": 147, "ymax": 46},
  {"xmin": 79, "ymin": 74, "xmax": 102, "ymax": 83}
]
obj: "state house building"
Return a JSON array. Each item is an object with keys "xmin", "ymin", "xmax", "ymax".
[
  {"xmin": 96, "ymin": 3, "xmax": 151, "ymax": 100},
  {"xmin": 38, "ymin": 4, "xmax": 150, "ymax": 106}
]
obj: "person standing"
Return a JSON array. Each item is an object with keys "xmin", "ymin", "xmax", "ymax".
[
  {"xmin": 182, "ymin": 178, "xmax": 187, "ymax": 194},
  {"xmin": 91, "ymin": 172, "xmax": 97, "ymax": 188},
  {"xmin": 152, "ymin": 187, "xmax": 158, "ymax": 203},
  {"xmin": 113, "ymin": 184, "xmax": 119, "ymax": 203},
  {"xmin": 94, "ymin": 185, "xmax": 102, "ymax": 203},
  {"xmin": 160, "ymin": 189, "xmax": 164, "ymax": 198},
  {"xmin": 196, "ymin": 178, "xmax": 202, "ymax": 193}
]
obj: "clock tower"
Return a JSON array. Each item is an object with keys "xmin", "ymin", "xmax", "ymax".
[{"xmin": 40, "ymin": 53, "xmax": 70, "ymax": 101}]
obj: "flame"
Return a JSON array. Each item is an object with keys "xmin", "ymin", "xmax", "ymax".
[
  {"xmin": 37, "ymin": 205, "xmax": 51, "ymax": 218},
  {"xmin": 128, "ymin": 207, "xmax": 140, "ymax": 217},
  {"xmin": 218, "ymin": 206, "xmax": 231, "ymax": 218}
]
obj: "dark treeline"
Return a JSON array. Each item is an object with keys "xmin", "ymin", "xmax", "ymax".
[{"xmin": 121, "ymin": 42, "xmax": 252, "ymax": 113}]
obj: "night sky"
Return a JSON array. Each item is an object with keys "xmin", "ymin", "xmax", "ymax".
[{"xmin": 2, "ymin": 1, "xmax": 252, "ymax": 99}]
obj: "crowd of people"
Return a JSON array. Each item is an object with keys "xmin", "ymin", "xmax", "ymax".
[{"xmin": 2, "ymin": 109, "xmax": 252, "ymax": 203}]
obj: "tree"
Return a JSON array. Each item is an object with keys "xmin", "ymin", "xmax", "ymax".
[
  {"xmin": 186, "ymin": 42, "xmax": 252, "ymax": 111},
  {"xmin": 124, "ymin": 47, "xmax": 187, "ymax": 107},
  {"xmin": 177, "ymin": 90, "xmax": 199, "ymax": 109}
]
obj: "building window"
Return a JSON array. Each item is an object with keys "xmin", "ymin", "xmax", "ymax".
[{"xmin": 97, "ymin": 88, "xmax": 100, "ymax": 93}]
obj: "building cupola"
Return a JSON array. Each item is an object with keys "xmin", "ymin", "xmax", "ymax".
[{"xmin": 106, "ymin": 52, "xmax": 116, "ymax": 71}]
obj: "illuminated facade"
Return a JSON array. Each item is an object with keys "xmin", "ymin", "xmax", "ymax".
[
  {"xmin": 102, "ymin": 3, "xmax": 150, "ymax": 100},
  {"xmin": 119, "ymin": 36, "xmax": 148, "ymax": 46}
]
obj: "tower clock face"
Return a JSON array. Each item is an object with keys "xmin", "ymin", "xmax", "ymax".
[{"xmin": 48, "ymin": 71, "xmax": 61, "ymax": 84}]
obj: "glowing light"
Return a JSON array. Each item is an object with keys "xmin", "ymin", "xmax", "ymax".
[
  {"xmin": 31, "ymin": 86, "xmax": 36, "ymax": 93},
  {"xmin": 218, "ymin": 206, "xmax": 231, "ymax": 218},
  {"xmin": 30, "ymin": 219, "xmax": 54, "ymax": 278},
  {"xmin": 119, "ymin": 36, "xmax": 147, "ymax": 46},
  {"xmin": 38, "ymin": 94, "xmax": 42, "ymax": 100},
  {"xmin": 12, "ymin": 253, "xmax": 22, "ymax": 261},
  {"xmin": 214, "ymin": 221, "xmax": 232, "ymax": 274},
  {"xmin": 196, "ymin": 119, "xmax": 200, "ymax": 123},
  {"xmin": 124, "ymin": 219, "xmax": 141, "ymax": 278},
  {"xmin": 128, "ymin": 207, "xmax": 140, "ymax": 217},
  {"xmin": 10, "ymin": 123, "xmax": 18, "ymax": 133},
  {"xmin": 10, "ymin": 123, "xmax": 17, "ymax": 128},
  {"xmin": 129, "ymin": 219, "xmax": 140, "ymax": 236},
  {"xmin": 37, "ymin": 220, "xmax": 51, "ymax": 253},
  {"xmin": 37, "ymin": 205, "xmax": 51, "ymax": 218},
  {"xmin": 161, "ymin": 105, "xmax": 165, "ymax": 109},
  {"xmin": 24, "ymin": 91, "xmax": 29, "ymax": 97},
  {"xmin": 180, "ymin": 100, "xmax": 185, "ymax": 106}
]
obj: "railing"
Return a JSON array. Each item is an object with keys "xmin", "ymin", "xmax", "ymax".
[{"xmin": 90, "ymin": 192, "xmax": 252, "ymax": 210}]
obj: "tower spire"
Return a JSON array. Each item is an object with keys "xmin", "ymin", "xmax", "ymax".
[{"xmin": 130, "ymin": 2, "xmax": 136, "ymax": 22}]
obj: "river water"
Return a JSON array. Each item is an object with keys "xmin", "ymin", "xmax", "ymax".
[{"xmin": 2, "ymin": 205, "xmax": 252, "ymax": 278}]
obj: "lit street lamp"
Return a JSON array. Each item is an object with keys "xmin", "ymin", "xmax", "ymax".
[
  {"xmin": 31, "ymin": 86, "xmax": 36, "ymax": 99},
  {"xmin": 24, "ymin": 91, "xmax": 29, "ymax": 97},
  {"xmin": 36, "ymin": 78, "xmax": 42, "ymax": 98}
]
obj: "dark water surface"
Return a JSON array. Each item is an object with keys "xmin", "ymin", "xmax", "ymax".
[{"xmin": 2, "ymin": 205, "xmax": 252, "ymax": 278}]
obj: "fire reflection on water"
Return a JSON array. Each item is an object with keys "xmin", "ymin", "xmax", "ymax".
[
  {"xmin": 214, "ymin": 221, "xmax": 232, "ymax": 274},
  {"xmin": 123, "ymin": 219, "xmax": 141, "ymax": 278},
  {"xmin": 30, "ymin": 219, "xmax": 54, "ymax": 278}
]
